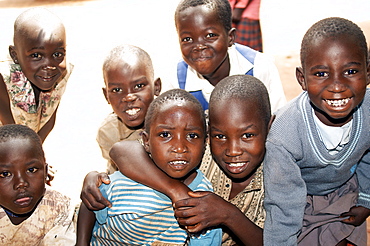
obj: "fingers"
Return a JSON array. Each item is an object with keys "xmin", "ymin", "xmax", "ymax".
[
  {"xmin": 80, "ymin": 191, "xmax": 111, "ymax": 211},
  {"xmin": 187, "ymin": 191, "xmax": 211, "ymax": 198},
  {"xmin": 98, "ymin": 172, "xmax": 110, "ymax": 185}
]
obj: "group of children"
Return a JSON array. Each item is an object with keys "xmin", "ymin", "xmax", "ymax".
[{"xmin": 0, "ymin": 0, "xmax": 369, "ymax": 245}]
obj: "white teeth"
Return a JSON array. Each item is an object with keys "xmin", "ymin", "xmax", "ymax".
[
  {"xmin": 126, "ymin": 108, "xmax": 140, "ymax": 116},
  {"xmin": 325, "ymin": 98, "xmax": 350, "ymax": 107},
  {"xmin": 170, "ymin": 161, "xmax": 187, "ymax": 165},
  {"xmin": 228, "ymin": 162, "xmax": 246, "ymax": 167}
]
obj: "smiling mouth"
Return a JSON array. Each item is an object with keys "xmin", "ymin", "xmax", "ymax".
[
  {"xmin": 39, "ymin": 74, "xmax": 57, "ymax": 81},
  {"xmin": 125, "ymin": 108, "xmax": 141, "ymax": 116},
  {"xmin": 227, "ymin": 162, "xmax": 247, "ymax": 167},
  {"xmin": 169, "ymin": 160, "xmax": 189, "ymax": 170},
  {"xmin": 325, "ymin": 98, "xmax": 351, "ymax": 107}
]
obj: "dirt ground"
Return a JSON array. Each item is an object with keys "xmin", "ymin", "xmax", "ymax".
[{"xmin": 1, "ymin": 0, "xmax": 370, "ymax": 244}]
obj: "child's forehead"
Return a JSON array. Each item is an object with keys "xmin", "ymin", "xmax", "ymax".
[
  {"xmin": 15, "ymin": 23, "xmax": 66, "ymax": 45},
  {"xmin": 304, "ymin": 35, "xmax": 365, "ymax": 63},
  {"xmin": 0, "ymin": 138, "xmax": 45, "ymax": 162},
  {"xmin": 176, "ymin": 5, "xmax": 219, "ymax": 26}
]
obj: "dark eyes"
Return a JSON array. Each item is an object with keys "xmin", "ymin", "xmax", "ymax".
[
  {"xmin": 345, "ymin": 69, "xmax": 357, "ymax": 75},
  {"xmin": 134, "ymin": 84, "xmax": 145, "ymax": 90},
  {"xmin": 159, "ymin": 132, "xmax": 171, "ymax": 138},
  {"xmin": 53, "ymin": 52, "xmax": 64, "ymax": 58},
  {"xmin": 30, "ymin": 52, "xmax": 64, "ymax": 60},
  {"xmin": 158, "ymin": 132, "xmax": 199, "ymax": 139},
  {"xmin": 206, "ymin": 33, "xmax": 217, "ymax": 38},
  {"xmin": 314, "ymin": 69, "xmax": 358, "ymax": 77},
  {"xmin": 27, "ymin": 167, "xmax": 39, "ymax": 173},
  {"xmin": 214, "ymin": 134, "xmax": 226, "ymax": 140},
  {"xmin": 0, "ymin": 167, "xmax": 38, "ymax": 178},
  {"xmin": 187, "ymin": 133, "xmax": 199, "ymax": 139},
  {"xmin": 213, "ymin": 133, "xmax": 254, "ymax": 139},
  {"xmin": 314, "ymin": 71, "xmax": 328, "ymax": 77},
  {"xmin": 111, "ymin": 88, "xmax": 122, "ymax": 93},
  {"xmin": 0, "ymin": 171, "xmax": 10, "ymax": 178},
  {"xmin": 30, "ymin": 53, "xmax": 42, "ymax": 59},
  {"xmin": 182, "ymin": 37, "xmax": 192, "ymax": 43},
  {"xmin": 242, "ymin": 133, "xmax": 254, "ymax": 139}
]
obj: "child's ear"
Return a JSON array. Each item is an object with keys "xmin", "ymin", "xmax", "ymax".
[
  {"xmin": 154, "ymin": 78, "xmax": 161, "ymax": 96},
  {"xmin": 366, "ymin": 62, "xmax": 370, "ymax": 86},
  {"xmin": 142, "ymin": 131, "xmax": 151, "ymax": 153},
  {"xmin": 228, "ymin": 28, "xmax": 236, "ymax": 47},
  {"xmin": 296, "ymin": 67, "xmax": 307, "ymax": 91},
  {"xmin": 102, "ymin": 87, "xmax": 110, "ymax": 104},
  {"xmin": 9, "ymin": 45, "xmax": 18, "ymax": 64},
  {"xmin": 44, "ymin": 163, "xmax": 48, "ymax": 180},
  {"xmin": 267, "ymin": 114, "xmax": 276, "ymax": 133}
]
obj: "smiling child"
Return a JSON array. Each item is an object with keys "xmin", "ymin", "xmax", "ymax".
[
  {"xmin": 97, "ymin": 44, "xmax": 161, "ymax": 173},
  {"xmin": 77, "ymin": 89, "xmax": 221, "ymax": 245},
  {"xmin": 0, "ymin": 7, "xmax": 73, "ymax": 143},
  {"xmin": 263, "ymin": 17, "xmax": 370, "ymax": 246}
]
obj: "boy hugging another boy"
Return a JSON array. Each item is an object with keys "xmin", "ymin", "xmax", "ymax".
[{"xmin": 96, "ymin": 45, "xmax": 161, "ymax": 173}]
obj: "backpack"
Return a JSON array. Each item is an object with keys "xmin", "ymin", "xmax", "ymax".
[{"xmin": 177, "ymin": 43, "xmax": 257, "ymax": 110}]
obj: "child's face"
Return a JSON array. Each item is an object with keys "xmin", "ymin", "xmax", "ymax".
[
  {"xmin": 143, "ymin": 102, "xmax": 205, "ymax": 181},
  {"xmin": 176, "ymin": 5, "xmax": 234, "ymax": 80},
  {"xmin": 103, "ymin": 60, "xmax": 161, "ymax": 129},
  {"xmin": 0, "ymin": 138, "xmax": 46, "ymax": 215},
  {"xmin": 9, "ymin": 25, "xmax": 67, "ymax": 91},
  {"xmin": 209, "ymin": 99, "xmax": 268, "ymax": 180},
  {"xmin": 297, "ymin": 36, "xmax": 370, "ymax": 126}
]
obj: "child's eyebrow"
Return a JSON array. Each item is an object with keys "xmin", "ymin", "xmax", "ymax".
[
  {"xmin": 210, "ymin": 124, "xmax": 257, "ymax": 132},
  {"xmin": 344, "ymin": 61, "xmax": 362, "ymax": 67},
  {"xmin": 130, "ymin": 76, "xmax": 149, "ymax": 84},
  {"xmin": 28, "ymin": 46, "xmax": 45, "ymax": 52},
  {"xmin": 309, "ymin": 65, "xmax": 328, "ymax": 71},
  {"xmin": 155, "ymin": 125, "xmax": 203, "ymax": 131}
]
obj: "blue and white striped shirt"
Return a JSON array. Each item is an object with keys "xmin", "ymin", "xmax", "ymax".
[{"xmin": 91, "ymin": 169, "xmax": 221, "ymax": 245}]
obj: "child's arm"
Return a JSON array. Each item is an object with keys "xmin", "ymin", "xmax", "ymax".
[
  {"xmin": 38, "ymin": 108, "xmax": 57, "ymax": 143},
  {"xmin": 110, "ymin": 140, "xmax": 191, "ymax": 202},
  {"xmin": 0, "ymin": 74, "xmax": 15, "ymax": 125},
  {"xmin": 175, "ymin": 191, "xmax": 262, "ymax": 246},
  {"xmin": 76, "ymin": 202, "xmax": 96, "ymax": 246},
  {"xmin": 80, "ymin": 140, "xmax": 191, "ymax": 211}
]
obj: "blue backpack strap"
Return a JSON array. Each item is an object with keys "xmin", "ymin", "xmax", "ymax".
[
  {"xmin": 177, "ymin": 60, "xmax": 209, "ymax": 110},
  {"xmin": 177, "ymin": 60, "xmax": 188, "ymax": 90},
  {"xmin": 190, "ymin": 91, "xmax": 209, "ymax": 110},
  {"xmin": 234, "ymin": 43, "xmax": 257, "ymax": 76}
]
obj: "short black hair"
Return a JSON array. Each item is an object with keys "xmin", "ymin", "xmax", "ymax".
[
  {"xmin": 144, "ymin": 89, "xmax": 205, "ymax": 134},
  {"xmin": 175, "ymin": 0, "xmax": 232, "ymax": 32},
  {"xmin": 0, "ymin": 124, "xmax": 44, "ymax": 159},
  {"xmin": 209, "ymin": 75, "xmax": 271, "ymax": 127},
  {"xmin": 102, "ymin": 44, "xmax": 154, "ymax": 81},
  {"xmin": 300, "ymin": 17, "xmax": 368, "ymax": 68}
]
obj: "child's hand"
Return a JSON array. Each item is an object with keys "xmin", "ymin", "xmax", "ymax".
[
  {"xmin": 80, "ymin": 171, "xmax": 111, "ymax": 210},
  {"xmin": 340, "ymin": 206, "xmax": 370, "ymax": 226},
  {"xmin": 174, "ymin": 191, "xmax": 233, "ymax": 233}
]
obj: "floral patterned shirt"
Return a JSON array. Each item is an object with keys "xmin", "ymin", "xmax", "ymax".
[{"xmin": 0, "ymin": 62, "xmax": 73, "ymax": 132}]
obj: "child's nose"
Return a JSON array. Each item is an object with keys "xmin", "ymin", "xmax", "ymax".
[
  {"xmin": 194, "ymin": 43, "xmax": 207, "ymax": 51},
  {"xmin": 225, "ymin": 140, "xmax": 243, "ymax": 157},
  {"xmin": 329, "ymin": 80, "xmax": 347, "ymax": 93},
  {"xmin": 172, "ymin": 138, "xmax": 188, "ymax": 153},
  {"xmin": 14, "ymin": 174, "xmax": 29, "ymax": 190},
  {"xmin": 122, "ymin": 93, "xmax": 137, "ymax": 102},
  {"xmin": 43, "ymin": 65, "xmax": 57, "ymax": 70}
]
